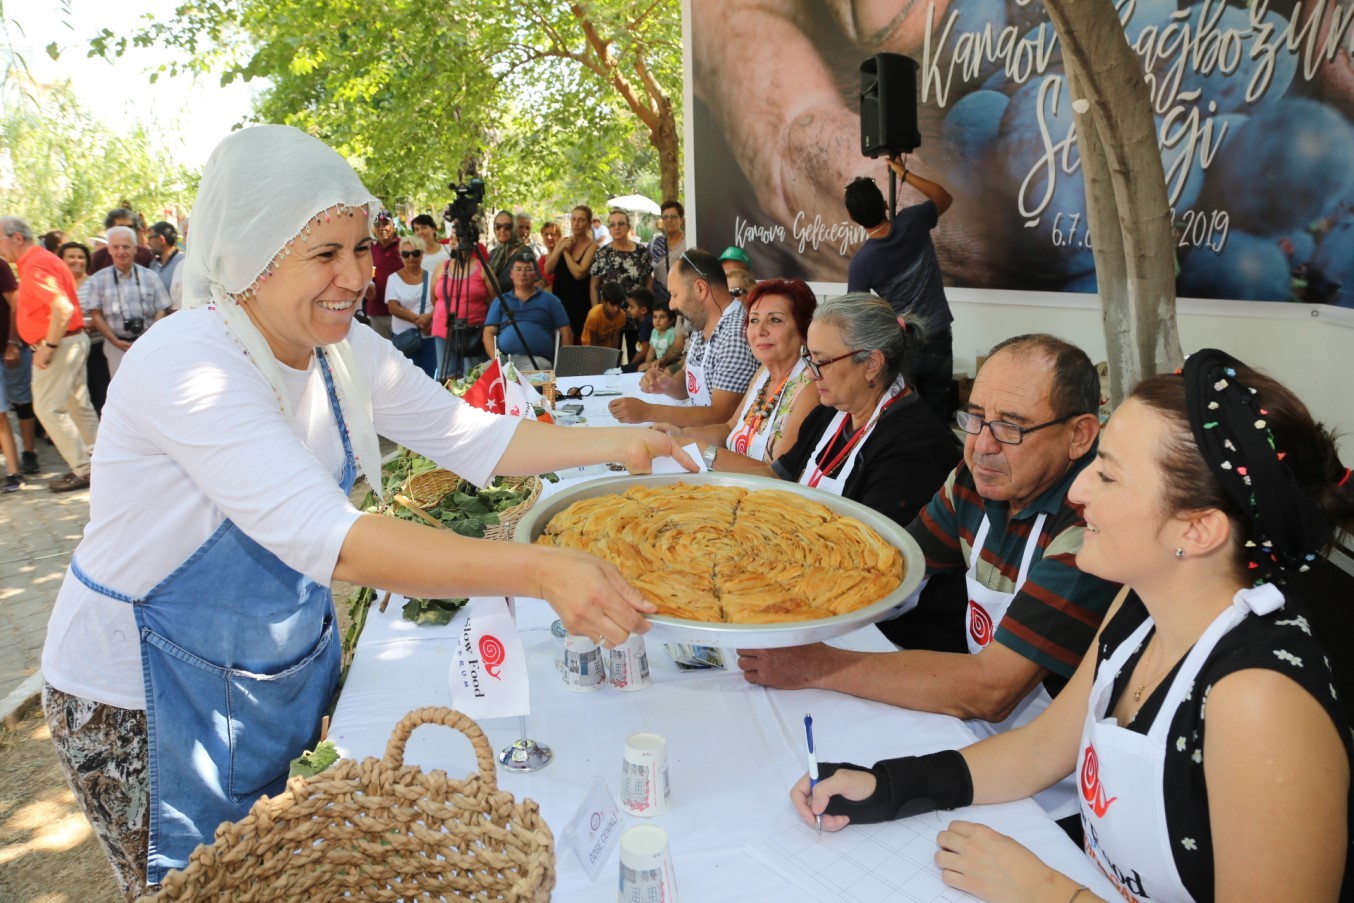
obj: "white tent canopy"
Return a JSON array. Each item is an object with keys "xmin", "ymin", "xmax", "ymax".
[{"xmin": 605, "ymin": 194, "xmax": 661, "ymax": 216}]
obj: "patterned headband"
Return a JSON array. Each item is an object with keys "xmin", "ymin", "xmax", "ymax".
[{"xmin": 1182, "ymin": 349, "xmax": 1331, "ymax": 584}]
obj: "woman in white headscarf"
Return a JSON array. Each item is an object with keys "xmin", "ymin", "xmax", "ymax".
[{"xmin": 38, "ymin": 125, "xmax": 690, "ymax": 899}]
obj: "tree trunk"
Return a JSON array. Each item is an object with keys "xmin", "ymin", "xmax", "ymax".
[{"xmin": 1044, "ymin": 0, "xmax": 1183, "ymax": 405}]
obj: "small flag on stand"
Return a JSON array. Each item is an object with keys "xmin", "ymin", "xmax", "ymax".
[
  {"xmin": 449, "ymin": 597, "xmax": 531, "ymax": 720},
  {"xmin": 460, "ymin": 357, "xmax": 537, "ymax": 420}
]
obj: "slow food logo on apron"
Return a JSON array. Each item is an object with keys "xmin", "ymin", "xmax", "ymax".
[
  {"xmin": 687, "ymin": 369, "xmax": 698, "ymax": 395},
  {"xmin": 1080, "ymin": 743, "xmax": 1117, "ymax": 817},
  {"xmin": 968, "ymin": 600, "xmax": 994, "ymax": 647}
]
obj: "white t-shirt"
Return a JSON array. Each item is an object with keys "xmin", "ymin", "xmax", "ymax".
[
  {"xmin": 41, "ymin": 308, "xmax": 518, "ymax": 709},
  {"xmin": 421, "ymin": 246, "xmax": 449, "ymax": 276},
  {"xmin": 386, "ymin": 272, "xmax": 428, "ymax": 336}
]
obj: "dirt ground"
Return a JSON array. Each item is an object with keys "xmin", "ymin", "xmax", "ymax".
[{"xmin": 0, "ymin": 583, "xmax": 360, "ymax": 902}]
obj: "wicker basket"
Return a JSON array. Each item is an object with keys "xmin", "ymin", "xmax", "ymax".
[
  {"xmin": 396, "ymin": 469, "xmax": 542, "ymax": 543},
  {"xmin": 518, "ymin": 369, "xmax": 556, "ymax": 409},
  {"xmin": 154, "ymin": 708, "xmax": 556, "ymax": 901}
]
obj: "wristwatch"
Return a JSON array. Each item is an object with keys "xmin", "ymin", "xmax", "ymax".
[
  {"xmin": 43, "ymin": 341, "xmax": 59, "ymax": 349},
  {"xmin": 701, "ymin": 445, "xmax": 719, "ymax": 469}
]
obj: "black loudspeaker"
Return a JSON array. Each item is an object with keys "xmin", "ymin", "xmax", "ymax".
[{"xmin": 860, "ymin": 53, "xmax": 921, "ymax": 158}]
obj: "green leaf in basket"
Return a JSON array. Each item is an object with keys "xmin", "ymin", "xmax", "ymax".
[{"xmin": 289, "ymin": 739, "xmax": 340, "ymax": 779}]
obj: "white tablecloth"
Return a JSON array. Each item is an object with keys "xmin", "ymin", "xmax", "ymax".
[{"xmin": 329, "ymin": 373, "xmax": 1117, "ymax": 900}]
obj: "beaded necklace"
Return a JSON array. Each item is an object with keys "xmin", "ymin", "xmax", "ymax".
[{"xmin": 742, "ymin": 368, "xmax": 796, "ymax": 433}]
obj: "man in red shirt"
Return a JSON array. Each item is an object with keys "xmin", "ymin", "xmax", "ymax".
[
  {"xmin": 0, "ymin": 217, "xmax": 99, "ymax": 492},
  {"xmin": 362, "ymin": 211, "xmax": 401, "ymax": 339}
]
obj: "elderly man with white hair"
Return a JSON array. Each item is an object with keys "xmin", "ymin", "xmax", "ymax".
[{"xmin": 78, "ymin": 225, "xmax": 172, "ymax": 376}]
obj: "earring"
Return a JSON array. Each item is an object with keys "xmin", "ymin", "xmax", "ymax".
[
  {"xmin": 1174, "ymin": 548, "xmax": 1185, "ymax": 559},
  {"xmin": 867, "ymin": 378, "xmax": 876, "ymax": 388}
]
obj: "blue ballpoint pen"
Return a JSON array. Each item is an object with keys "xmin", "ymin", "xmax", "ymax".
[{"xmin": 805, "ymin": 714, "xmax": 822, "ymax": 836}]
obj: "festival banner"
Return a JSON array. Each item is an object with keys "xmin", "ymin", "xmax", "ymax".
[
  {"xmin": 689, "ymin": 0, "xmax": 1354, "ymax": 307},
  {"xmin": 449, "ymin": 597, "xmax": 531, "ymax": 720}
]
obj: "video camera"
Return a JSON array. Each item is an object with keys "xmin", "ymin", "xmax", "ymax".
[{"xmin": 442, "ymin": 176, "xmax": 485, "ymax": 251}]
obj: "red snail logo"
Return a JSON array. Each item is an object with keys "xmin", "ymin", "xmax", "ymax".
[
  {"xmin": 732, "ymin": 431, "xmax": 750, "ymax": 455},
  {"xmin": 479, "ymin": 634, "xmax": 506, "ymax": 680},
  {"xmin": 1080, "ymin": 744, "xmax": 1118, "ymax": 817},
  {"xmin": 968, "ymin": 600, "xmax": 994, "ymax": 647},
  {"xmin": 687, "ymin": 370, "xmax": 698, "ymax": 395}
]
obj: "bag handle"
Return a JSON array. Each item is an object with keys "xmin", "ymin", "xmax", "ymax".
[
  {"xmin": 419, "ymin": 271, "xmax": 429, "ymax": 314},
  {"xmin": 382, "ymin": 706, "xmax": 498, "ymax": 790}
]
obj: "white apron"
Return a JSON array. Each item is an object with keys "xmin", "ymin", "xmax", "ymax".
[
  {"xmin": 1077, "ymin": 584, "xmax": 1285, "ymax": 903},
  {"xmin": 684, "ymin": 300, "xmax": 743, "ymax": 408},
  {"xmin": 798, "ymin": 376, "xmax": 906, "ymax": 495},
  {"xmin": 685, "ymin": 349, "xmax": 712, "ymax": 408},
  {"xmin": 728, "ymin": 360, "xmax": 808, "ymax": 462},
  {"xmin": 964, "ymin": 511, "xmax": 1078, "ymax": 818}
]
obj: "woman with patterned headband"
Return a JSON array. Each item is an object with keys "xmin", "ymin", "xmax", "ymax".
[
  {"xmin": 39, "ymin": 125, "xmax": 693, "ymax": 899},
  {"xmin": 794, "ymin": 349, "xmax": 1354, "ymax": 902}
]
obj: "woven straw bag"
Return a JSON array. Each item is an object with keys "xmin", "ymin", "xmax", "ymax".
[
  {"xmin": 154, "ymin": 707, "xmax": 556, "ymax": 901},
  {"xmin": 393, "ymin": 469, "xmax": 542, "ymax": 543}
]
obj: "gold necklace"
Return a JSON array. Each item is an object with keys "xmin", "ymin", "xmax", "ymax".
[{"xmin": 1130, "ymin": 640, "xmax": 1176, "ymax": 703}]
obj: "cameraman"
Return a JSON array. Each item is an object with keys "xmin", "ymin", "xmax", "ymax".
[{"xmin": 78, "ymin": 226, "xmax": 172, "ymax": 377}]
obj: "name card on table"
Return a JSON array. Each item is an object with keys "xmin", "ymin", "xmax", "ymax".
[{"xmin": 565, "ymin": 777, "xmax": 623, "ymax": 881}]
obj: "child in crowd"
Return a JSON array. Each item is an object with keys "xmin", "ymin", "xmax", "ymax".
[
  {"xmin": 621, "ymin": 287, "xmax": 655, "ymax": 372},
  {"xmin": 636, "ymin": 302, "xmax": 683, "ymax": 373},
  {"xmin": 581, "ymin": 281, "xmax": 627, "ymax": 348}
]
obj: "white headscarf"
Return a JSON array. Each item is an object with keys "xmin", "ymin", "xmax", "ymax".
[{"xmin": 182, "ymin": 125, "xmax": 384, "ymax": 497}]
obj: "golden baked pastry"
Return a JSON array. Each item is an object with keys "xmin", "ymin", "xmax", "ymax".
[{"xmin": 535, "ymin": 483, "xmax": 904, "ymax": 624}]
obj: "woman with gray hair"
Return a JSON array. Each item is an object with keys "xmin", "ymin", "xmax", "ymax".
[
  {"xmin": 734, "ymin": 293, "xmax": 957, "ymax": 526},
  {"xmin": 38, "ymin": 124, "xmax": 692, "ymax": 899}
]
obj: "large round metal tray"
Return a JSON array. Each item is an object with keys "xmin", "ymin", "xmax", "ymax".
[{"xmin": 514, "ymin": 472, "xmax": 925, "ymax": 648}]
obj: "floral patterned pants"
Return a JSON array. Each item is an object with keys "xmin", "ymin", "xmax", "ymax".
[{"xmin": 43, "ymin": 683, "xmax": 155, "ymax": 901}]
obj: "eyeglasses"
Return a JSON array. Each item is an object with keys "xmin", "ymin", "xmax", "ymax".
[
  {"xmin": 563, "ymin": 385, "xmax": 595, "ymax": 398},
  {"xmin": 729, "ymin": 288, "xmax": 746, "ymax": 298},
  {"xmin": 608, "ymin": 220, "xmax": 628, "ymax": 228},
  {"xmin": 679, "ymin": 250, "xmax": 709, "ymax": 281},
  {"xmin": 801, "ymin": 346, "xmax": 866, "ymax": 380},
  {"xmin": 400, "ymin": 250, "xmax": 423, "ymax": 258},
  {"xmin": 954, "ymin": 410, "xmax": 1083, "ymax": 445},
  {"xmin": 494, "ymin": 222, "xmax": 513, "ymax": 231}
]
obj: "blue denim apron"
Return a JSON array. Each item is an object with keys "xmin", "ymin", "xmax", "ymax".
[{"xmin": 70, "ymin": 348, "xmax": 354, "ymax": 883}]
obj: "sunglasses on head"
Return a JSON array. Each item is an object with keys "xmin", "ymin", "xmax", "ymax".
[
  {"xmin": 680, "ymin": 250, "xmax": 709, "ymax": 281},
  {"xmin": 401, "ymin": 250, "xmax": 423, "ymax": 258}
]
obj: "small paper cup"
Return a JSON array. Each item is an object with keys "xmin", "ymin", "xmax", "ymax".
[{"xmin": 618, "ymin": 824, "xmax": 678, "ymax": 903}]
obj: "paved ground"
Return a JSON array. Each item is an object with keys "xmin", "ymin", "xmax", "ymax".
[{"xmin": 0, "ymin": 441, "xmax": 88, "ymax": 718}]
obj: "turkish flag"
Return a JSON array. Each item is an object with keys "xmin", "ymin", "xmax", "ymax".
[{"xmin": 461, "ymin": 358, "xmax": 507, "ymax": 414}]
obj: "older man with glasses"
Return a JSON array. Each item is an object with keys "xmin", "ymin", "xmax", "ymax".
[{"xmin": 737, "ymin": 333, "xmax": 1119, "ymax": 829}]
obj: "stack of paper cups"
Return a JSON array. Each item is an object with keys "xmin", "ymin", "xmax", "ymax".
[
  {"xmin": 620, "ymin": 732, "xmax": 670, "ymax": 816},
  {"xmin": 607, "ymin": 633, "xmax": 651, "ymax": 691},
  {"xmin": 562, "ymin": 634, "xmax": 606, "ymax": 691},
  {"xmin": 618, "ymin": 825, "xmax": 678, "ymax": 903}
]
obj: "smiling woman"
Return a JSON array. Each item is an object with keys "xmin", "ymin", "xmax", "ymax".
[{"xmin": 37, "ymin": 125, "xmax": 694, "ymax": 900}]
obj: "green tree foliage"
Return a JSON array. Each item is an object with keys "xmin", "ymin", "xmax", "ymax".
[
  {"xmin": 0, "ymin": 80, "xmax": 200, "ymax": 240},
  {"xmin": 101, "ymin": 0, "xmax": 683, "ymax": 218}
]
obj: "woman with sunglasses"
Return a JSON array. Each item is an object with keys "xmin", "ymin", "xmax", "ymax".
[
  {"xmin": 385, "ymin": 238, "xmax": 437, "ymax": 377},
  {"xmin": 544, "ymin": 205, "xmax": 598, "ymax": 337},
  {"xmin": 748, "ymin": 294, "xmax": 957, "ymax": 526},
  {"xmin": 652, "ymin": 278, "xmax": 818, "ymax": 465}
]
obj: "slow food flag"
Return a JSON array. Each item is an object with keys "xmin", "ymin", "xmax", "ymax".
[{"xmin": 449, "ymin": 597, "xmax": 530, "ymax": 720}]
